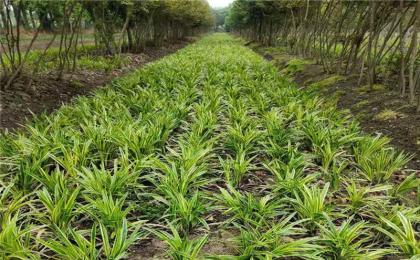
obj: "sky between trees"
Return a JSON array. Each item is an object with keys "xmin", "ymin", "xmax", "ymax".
[{"xmin": 208, "ymin": 0, "xmax": 234, "ymax": 8}]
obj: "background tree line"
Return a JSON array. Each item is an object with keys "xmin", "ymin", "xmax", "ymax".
[
  {"xmin": 225, "ymin": 0, "xmax": 420, "ymax": 112},
  {"xmin": 0, "ymin": 0, "xmax": 213, "ymax": 88}
]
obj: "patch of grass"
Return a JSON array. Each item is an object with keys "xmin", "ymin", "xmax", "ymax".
[
  {"xmin": 340, "ymin": 108, "xmax": 352, "ymax": 115},
  {"xmin": 309, "ymin": 75, "xmax": 345, "ymax": 89},
  {"xmin": 356, "ymin": 84, "xmax": 387, "ymax": 93},
  {"xmin": 260, "ymin": 46, "xmax": 289, "ymax": 64},
  {"xmin": 259, "ymin": 46, "xmax": 287, "ymax": 57},
  {"xmin": 272, "ymin": 54, "xmax": 293, "ymax": 67},
  {"xmin": 1, "ymin": 45, "xmax": 125, "ymax": 73},
  {"xmin": 354, "ymin": 100, "xmax": 370, "ymax": 109},
  {"xmin": 374, "ymin": 109, "xmax": 405, "ymax": 121},
  {"xmin": 280, "ymin": 58, "xmax": 312, "ymax": 75},
  {"xmin": 332, "ymin": 90, "xmax": 347, "ymax": 99},
  {"xmin": 70, "ymin": 80, "xmax": 85, "ymax": 88},
  {"xmin": 355, "ymin": 112, "xmax": 368, "ymax": 121},
  {"xmin": 77, "ymin": 55, "xmax": 130, "ymax": 72}
]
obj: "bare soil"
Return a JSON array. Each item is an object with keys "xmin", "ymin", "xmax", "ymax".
[
  {"xmin": 128, "ymin": 229, "xmax": 238, "ymax": 259},
  {"xmin": 0, "ymin": 40, "xmax": 193, "ymax": 131},
  {"xmin": 252, "ymin": 45, "xmax": 420, "ymax": 171}
]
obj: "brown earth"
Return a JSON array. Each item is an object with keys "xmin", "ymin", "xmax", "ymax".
[
  {"xmin": 252, "ymin": 45, "xmax": 420, "ymax": 171},
  {"xmin": 0, "ymin": 39, "xmax": 193, "ymax": 131},
  {"xmin": 128, "ymin": 229, "xmax": 238, "ymax": 259}
]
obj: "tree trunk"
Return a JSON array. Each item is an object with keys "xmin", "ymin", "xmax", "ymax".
[
  {"xmin": 29, "ymin": 10, "xmax": 36, "ymax": 29},
  {"xmin": 409, "ymin": 0, "xmax": 419, "ymax": 104},
  {"xmin": 0, "ymin": 0, "xmax": 7, "ymax": 28},
  {"xmin": 268, "ymin": 18, "xmax": 273, "ymax": 46},
  {"xmin": 399, "ymin": 0, "xmax": 406, "ymax": 96},
  {"xmin": 118, "ymin": 12, "xmax": 130, "ymax": 54},
  {"xmin": 20, "ymin": 7, "xmax": 30, "ymax": 29},
  {"xmin": 38, "ymin": 9, "xmax": 52, "ymax": 31},
  {"xmin": 127, "ymin": 27, "xmax": 133, "ymax": 51},
  {"xmin": 367, "ymin": 1, "xmax": 376, "ymax": 91}
]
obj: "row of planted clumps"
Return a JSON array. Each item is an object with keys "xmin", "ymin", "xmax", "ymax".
[{"xmin": 0, "ymin": 33, "xmax": 419, "ymax": 259}]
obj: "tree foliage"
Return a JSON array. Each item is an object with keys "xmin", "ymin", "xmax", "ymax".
[{"xmin": 0, "ymin": 0, "xmax": 214, "ymax": 87}]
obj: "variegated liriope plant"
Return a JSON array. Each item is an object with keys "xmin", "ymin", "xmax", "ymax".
[{"xmin": 0, "ymin": 33, "xmax": 418, "ymax": 259}]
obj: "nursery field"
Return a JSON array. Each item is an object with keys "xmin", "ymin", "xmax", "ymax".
[{"xmin": 0, "ymin": 33, "xmax": 419, "ymax": 259}]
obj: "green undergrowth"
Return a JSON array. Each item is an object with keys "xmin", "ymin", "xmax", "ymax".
[
  {"xmin": 280, "ymin": 58, "xmax": 312, "ymax": 76},
  {"xmin": 260, "ymin": 46, "xmax": 287, "ymax": 59},
  {"xmin": 308, "ymin": 75, "xmax": 346, "ymax": 89},
  {"xmin": 374, "ymin": 109, "xmax": 406, "ymax": 121},
  {"xmin": 353, "ymin": 99, "xmax": 371, "ymax": 109},
  {"xmin": 357, "ymin": 84, "xmax": 387, "ymax": 93},
  {"xmin": 0, "ymin": 33, "xmax": 418, "ymax": 259},
  {"xmin": 77, "ymin": 55, "xmax": 130, "ymax": 72},
  {"xmin": 1, "ymin": 45, "xmax": 129, "ymax": 73}
]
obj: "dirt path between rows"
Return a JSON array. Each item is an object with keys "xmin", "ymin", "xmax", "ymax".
[{"xmin": 0, "ymin": 39, "xmax": 194, "ymax": 131}]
